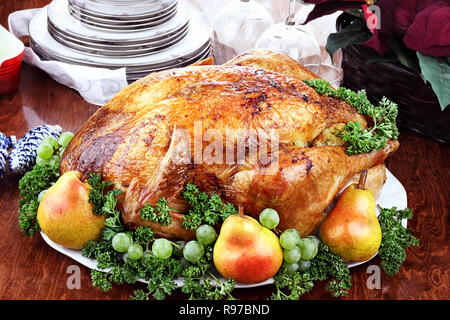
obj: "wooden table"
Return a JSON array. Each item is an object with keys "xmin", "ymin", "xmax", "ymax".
[{"xmin": 0, "ymin": 0, "xmax": 448, "ymax": 301}]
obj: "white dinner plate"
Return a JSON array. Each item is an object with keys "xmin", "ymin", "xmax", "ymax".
[
  {"xmin": 69, "ymin": 10, "xmax": 178, "ymax": 33},
  {"xmin": 40, "ymin": 169, "xmax": 408, "ymax": 289},
  {"xmin": 49, "ymin": 26, "xmax": 188, "ymax": 58},
  {"xmin": 69, "ymin": 0, "xmax": 177, "ymax": 17},
  {"xmin": 47, "ymin": 21, "xmax": 189, "ymax": 51},
  {"xmin": 68, "ymin": 4, "xmax": 177, "ymax": 28},
  {"xmin": 47, "ymin": 18, "xmax": 188, "ymax": 48}
]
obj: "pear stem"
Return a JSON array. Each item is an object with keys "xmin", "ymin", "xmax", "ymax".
[
  {"xmin": 358, "ymin": 169, "xmax": 368, "ymax": 190},
  {"xmin": 237, "ymin": 205, "xmax": 244, "ymax": 216}
]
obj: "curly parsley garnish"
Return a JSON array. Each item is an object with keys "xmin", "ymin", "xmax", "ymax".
[
  {"xmin": 18, "ymin": 163, "xmax": 60, "ymax": 237},
  {"xmin": 304, "ymin": 78, "xmax": 399, "ymax": 155},
  {"xmin": 139, "ymin": 198, "xmax": 172, "ymax": 226},
  {"xmin": 378, "ymin": 206, "xmax": 420, "ymax": 276},
  {"xmin": 181, "ymin": 183, "xmax": 238, "ymax": 230},
  {"xmin": 272, "ymin": 242, "xmax": 351, "ymax": 300},
  {"xmin": 87, "ymin": 172, "xmax": 123, "ymax": 231}
]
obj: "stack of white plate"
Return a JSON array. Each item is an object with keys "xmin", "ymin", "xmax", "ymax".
[
  {"xmin": 29, "ymin": 0, "xmax": 212, "ymax": 82},
  {"xmin": 67, "ymin": 0, "xmax": 179, "ymax": 31}
]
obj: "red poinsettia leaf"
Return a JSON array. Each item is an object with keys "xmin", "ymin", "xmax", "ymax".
[
  {"xmin": 376, "ymin": 0, "xmax": 417, "ymax": 37},
  {"xmin": 403, "ymin": 4, "xmax": 450, "ymax": 57},
  {"xmin": 361, "ymin": 29, "xmax": 390, "ymax": 55}
]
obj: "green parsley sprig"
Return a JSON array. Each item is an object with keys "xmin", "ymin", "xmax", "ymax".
[
  {"xmin": 139, "ymin": 198, "xmax": 172, "ymax": 226},
  {"xmin": 271, "ymin": 242, "xmax": 351, "ymax": 300},
  {"xmin": 181, "ymin": 183, "xmax": 238, "ymax": 230},
  {"xmin": 180, "ymin": 245, "xmax": 235, "ymax": 300},
  {"xmin": 378, "ymin": 206, "xmax": 420, "ymax": 276},
  {"xmin": 304, "ymin": 78, "xmax": 399, "ymax": 155},
  {"xmin": 87, "ymin": 172, "xmax": 123, "ymax": 232},
  {"xmin": 18, "ymin": 163, "xmax": 60, "ymax": 237}
]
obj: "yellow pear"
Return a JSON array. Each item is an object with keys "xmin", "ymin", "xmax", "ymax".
[
  {"xmin": 319, "ymin": 170, "xmax": 382, "ymax": 262},
  {"xmin": 213, "ymin": 208, "xmax": 283, "ymax": 284},
  {"xmin": 37, "ymin": 171, "xmax": 105, "ymax": 249}
]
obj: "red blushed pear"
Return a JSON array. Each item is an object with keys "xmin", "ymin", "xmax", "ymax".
[
  {"xmin": 37, "ymin": 171, "xmax": 105, "ymax": 249},
  {"xmin": 320, "ymin": 170, "xmax": 382, "ymax": 262},
  {"xmin": 213, "ymin": 207, "xmax": 283, "ymax": 284}
]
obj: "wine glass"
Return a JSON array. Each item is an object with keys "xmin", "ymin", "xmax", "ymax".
[
  {"xmin": 211, "ymin": 0, "xmax": 274, "ymax": 63},
  {"xmin": 255, "ymin": 0, "xmax": 321, "ymax": 74}
]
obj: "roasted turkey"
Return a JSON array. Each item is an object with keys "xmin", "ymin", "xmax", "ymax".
[{"xmin": 61, "ymin": 49, "xmax": 399, "ymax": 240}]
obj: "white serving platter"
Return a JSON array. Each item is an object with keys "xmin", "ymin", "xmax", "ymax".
[{"xmin": 40, "ymin": 169, "xmax": 408, "ymax": 289}]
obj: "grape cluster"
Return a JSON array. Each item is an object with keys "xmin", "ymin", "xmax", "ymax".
[
  {"xmin": 258, "ymin": 208, "xmax": 319, "ymax": 274},
  {"xmin": 111, "ymin": 224, "xmax": 218, "ymax": 265},
  {"xmin": 35, "ymin": 131, "xmax": 74, "ymax": 202},
  {"xmin": 35, "ymin": 131, "xmax": 74, "ymax": 166}
]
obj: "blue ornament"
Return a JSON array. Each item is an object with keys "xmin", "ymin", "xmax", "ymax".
[
  {"xmin": 8, "ymin": 124, "xmax": 62, "ymax": 175},
  {"xmin": 0, "ymin": 132, "xmax": 15, "ymax": 179}
]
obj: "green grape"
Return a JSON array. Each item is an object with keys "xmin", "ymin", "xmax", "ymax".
[
  {"xmin": 42, "ymin": 136, "xmax": 58, "ymax": 149},
  {"xmin": 48, "ymin": 155, "xmax": 60, "ymax": 166},
  {"xmin": 141, "ymin": 250, "xmax": 153, "ymax": 263},
  {"xmin": 112, "ymin": 232, "xmax": 132, "ymax": 253},
  {"xmin": 283, "ymin": 246, "xmax": 301, "ymax": 263},
  {"xmin": 36, "ymin": 143, "xmax": 54, "ymax": 160},
  {"xmin": 297, "ymin": 238, "xmax": 318, "ymax": 261},
  {"xmin": 282, "ymin": 261, "xmax": 299, "ymax": 274},
  {"xmin": 152, "ymin": 238, "xmax": 173, "ymax": 259},
  {"xmin": 58, "ymin": 132, "xmax": 74, "ymax": 148},
  {"xmin": 306, "ymin": 235, "xmax": 320, "ymax": 248},
  {"xmin": 127, "ymin": 244, "xmax": 144, "ymax": 260},
  {"xmin": 279, "ymin": 229, "xmax": 301, "ymax": 249},
  {"xmin": 37, "ymin": 189, "xmax": 47, "ymax": 202},
  {"xmin": 298, "ymin": 259, "xmax": 311, "ymax": 272},
  {"xmin": 183, "ymin": 240, "xmax": 204, "ymax": 263},
  {"xmin": 173, "ymin": 240, "xmax": 186, "ymax": 258},
  {"xmin": 196, "ymin": 225, "xmax": 217, "ymax": 245},
  {"xmin": 259, "ymin": 208, "xmax": 280, "ymax": 229},
  {"xmin": 179, "ymin": 257, "xmax": 191, "ymax": 270},
  {"xmin": 122, "ymin": 252, "xmax": 130, "ymax": 263},
  {"xmin": 58, "ymin": 147, "xmax": 65, "ymax": 158},
  {"xmin": 35, "ymin": 156, "xmax": 50, "ymax": 165}
]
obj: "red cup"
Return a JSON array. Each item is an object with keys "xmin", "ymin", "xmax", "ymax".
[{"xmin": 0, "ymin": 25, "xmax": 25, "ymax": 95}]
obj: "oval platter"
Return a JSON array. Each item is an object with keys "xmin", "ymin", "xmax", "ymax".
[{"xmin": 40, "ymin": 169, "xmax": 408, "ymax": 289}]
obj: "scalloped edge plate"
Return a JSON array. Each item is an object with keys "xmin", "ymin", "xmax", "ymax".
[{"xmin": 40, "ymin": 169, "xmax": 407, "ymax": 289}]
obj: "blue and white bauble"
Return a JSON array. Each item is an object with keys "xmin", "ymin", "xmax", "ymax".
[
  {"xmin": 8, "ymin": 124, "xmax": 62, "ymax": 175},
  {"xmin": 0, "ymin": 132, "xmax": 16, "ymax": 179}
]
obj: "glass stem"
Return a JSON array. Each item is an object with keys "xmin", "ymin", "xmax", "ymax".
[{"xmin": 285, "ymin": 0, "xmax": 296, "ymax": 26}]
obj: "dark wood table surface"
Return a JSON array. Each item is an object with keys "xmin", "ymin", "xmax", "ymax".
[{"xmin": 0, "ymin": 0, "xmax": 448, "ymax": 301}]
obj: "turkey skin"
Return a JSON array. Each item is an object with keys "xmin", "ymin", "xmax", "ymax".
[{"xmin": 61, "ymin": 50, "xmax": 398, "ymax": 239}]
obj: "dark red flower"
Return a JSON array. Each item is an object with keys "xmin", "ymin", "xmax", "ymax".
[
  {"xmin": 376, "ymin": 0, "xmax": 417, "ymax": 37},
  {"xmin": 304, "ymin": 0, "xmax": 450, "ymax": 57},
  {"xmin": 402, "ymin": 1, "xmax": 450, "ymax": 57}
]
